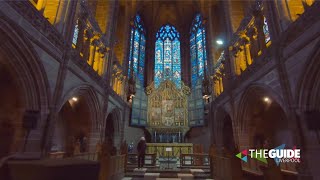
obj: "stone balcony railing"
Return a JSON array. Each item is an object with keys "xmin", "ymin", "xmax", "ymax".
[
  {"xmin": 7, "ymin": 1, "xmax": 65, "ymax": 50},
  {"xmin": 211, "ymin": 2, "xmax": 273, "ymax": 98},
  {"xmin": 280, "ymin": 1, "xmax": 320, "ymax": 47},
  {"xmin": 70, "ymin": 48, "xmax": 107, "ymax": 88}
]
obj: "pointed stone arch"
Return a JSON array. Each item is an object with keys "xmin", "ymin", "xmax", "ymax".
[
  {"xmin": 58, "ymin": 84, "xmax": 102, "ymax": 129},
  {"xmin": 0, "ymin": 17, "xmax": 50, "ymax": 156},
  {"xmin": 51, "ymin": 85, "xmax": 102, "ymax": 154},
  {"xmin": 236, "ymin": 83, "xmax": 287, "ymax": 133},
  {"xmin": 236, "ymin": 84, "xmax": 293, "ymax": 149},
  {"xmin": 105, "ymin": 108, "xmax": 123, "ymax": 149},
  {"xmin": 297, "ymin": 39, "xmax": 320, "ymax": 111},
  {"xmin": 213, "ymin": 107, "xmax": 237, "ymax": 151}
]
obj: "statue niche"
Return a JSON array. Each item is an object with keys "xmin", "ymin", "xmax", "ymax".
[{"xmin": 146, "ymin": 80, "xmax": 190, "ymax": 143}]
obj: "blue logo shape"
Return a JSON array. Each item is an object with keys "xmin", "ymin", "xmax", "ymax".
[
  {"xmin": 273, "ymin": 144, "xmax": 286, "ymax": 166},
  {"xmin": 241, "ymin": 156, "xmax": 248, "ymax": 162}
]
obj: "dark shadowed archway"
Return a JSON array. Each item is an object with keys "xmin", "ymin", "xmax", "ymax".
[
  {"xmin": 0, "ymin": 18, "xmax": 49, "ymax": 157},
  {"xmin": 105, "ymin": 108, "xmax": 122, "ymax": 149},
  {"xmin": 53, "ymin": 96, "xmax": 92, "ymax": 156},
  {"xmin": 237, "ymin": 85, "xmax": 292, "ymax": 148},
  {"xmin": 105, "ymin": 113, "xmax": 115, "ymax": 145},
  {"xmin": 52, "ymin": 86, "xmax": 101, "ymax": 156},
  {"xmin": 222, "ymin": 115, "xmax": 237, "ymax": 152},
  {"xmin": 0, "ymin": 64, "xmax": 24, "ymax": 158}
]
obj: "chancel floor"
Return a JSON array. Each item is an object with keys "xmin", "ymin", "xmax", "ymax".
[{"xmin": 123, "ymin": 167, "xmax": 212, "ymax": 180}]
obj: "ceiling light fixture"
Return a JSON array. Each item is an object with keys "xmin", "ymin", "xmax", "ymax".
[
  {"xmin": 216, "ymin": 40, "xmax": 223, "ymax": 45},
  {"xmin": 72, "ymin": 97, "xmax": 78, "ymax": 102},
  {"xmin": 263, "ymin": 97, "xmax": 270, "ymax": 103}
]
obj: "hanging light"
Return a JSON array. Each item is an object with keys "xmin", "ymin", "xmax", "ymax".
[
  {"xmin": 263, "ymin": 96, "xmax": 271, "ymax": 104},
  {"xmin": 216, "ymin": 39, "xmax": 224, "ymax": 45}
]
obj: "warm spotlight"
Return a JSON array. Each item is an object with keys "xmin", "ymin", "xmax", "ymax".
[
  {"xmin": 72, "ymin": 97, "xmax": 78, "ymax": 102},
  {"xmin": 216, "ymin": 40, "xmax": 223, "ymax": 45},
  {"xmin": 263, "ymin": 97, "xmax": 270, "ymax": 103}
]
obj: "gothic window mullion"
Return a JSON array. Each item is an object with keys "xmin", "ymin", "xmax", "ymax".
[
  {"xmin": 137, "ymin": 31, "xmax": 141, "ymax": 81},
  {"xmin": 201, "ymin": 27, "xmax": 207, "ymax": 76},
  {"xmin": 170, "ymin": 39, "xmax": 174, "ymax": 81},
  {"xmin": 129, "ymin": 28, "xmax": 134, "ymax": 78}
]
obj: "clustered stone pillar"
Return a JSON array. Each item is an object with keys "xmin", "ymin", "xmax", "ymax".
[
  {"xmin": 242, "ymin": 36, "xmax": 252, "ymax": 66},
  {"xmin": 89, "ymin": 38, "xmax": 99, "ymax": 66},
  {"xmin": 83, "ymin": 29, "xmax": 93, "ymax": 62},
  {"xmin": 253, "ymin": 10, "xmax": 267, "ymax": 53},
  {"xmin": 247, "ymin": 27, "xmax": 259, "ymax": 61},
  {"xmin": 98, "ymin": 47, "xmax": 107, "ymax": 75}
]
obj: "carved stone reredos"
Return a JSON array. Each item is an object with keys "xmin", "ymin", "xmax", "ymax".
[{"xmin": 146, "ymin": 79, "xmax": 190, "ymax": 96}]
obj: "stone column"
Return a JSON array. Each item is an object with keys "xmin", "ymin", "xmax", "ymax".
[
  {"xmin": 93, "ymin": 41, "xmax": 101, "ymax": 71},
  {"xmin": 98, "ymin": 47, "xmax": 107, "ymax": 75},
  {"xmin": 83, "ymin": 29, "xmax": 93, "ymax": 62},
  {"xmin": 206, "ymin": 5, "xmax": 215, "ymax": 76},
  {"xmin": 231, "ymin": 48, "xmax": 241, "ymax": 75},
  {"xmin": 104, "ymin": 0, "xmax": 118, "ymax": 85},
  {"xmin": 254, "ymin": 12, "xmax": 267, "ymax": 53},
  {"xmin": 222, "ymin": 0, "xmax": 235, "ymax": 41},
  {"xmin": 240, "ymin": 35, "xmax": 252, "ymax": 66},
  {"xmin": 122, "ymin": 2, "xmax": 131, "ymax": 77},
  {"xmin": 275, "ymin": 0, "xmax": 292, "ymax": 30},
  {"xmin": 247, "ymin": 27, "xmax": 259, "ymax": 61},
  {"xmin": 89, "ymin": 39, "xmax": 98, "ymax": 66},
  {"xmin": 54, "ymin": 0, "xmax": 69, "ymax": 32}
]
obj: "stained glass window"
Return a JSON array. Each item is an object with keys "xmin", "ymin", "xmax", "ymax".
[
  {"xmin": 128, "ymin": 15, "xmax": 146, "ymax": 85},
  {"xmin": 263, "ymin": 17, "xmax": 270, "ymax": 43},
  {"xmin": 190, "ymin": 14, "xmax": 207, "ymax": 87},
  {"xmin": 154, "ymin": 24, "xmax": 181, "ymax": 88},
  {"xmin": 72, "ymin": 20, "xmax": 79, "ymax": 45}
]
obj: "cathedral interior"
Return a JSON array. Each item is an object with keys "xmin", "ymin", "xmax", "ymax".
[{"xmin": 0, "ymin": 0, "xmax": 319, "ymax": 180}]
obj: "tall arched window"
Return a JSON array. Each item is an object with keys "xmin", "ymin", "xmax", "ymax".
[
  {"xmin": 154, "ymin": 24, "xmax": 181, "ymax": 88},
  {"xmin": 128, "ymin": 15, "xmax": 146, "ymax": 85},
  {"xmin": 72, "ymin": 20, "xmax": 79, "ymax": 45},
  {"xmin": 190, "ymin": 14, "xmax": 207, "ymax": 87},
  {"xmin": 263, "ymin": 17, "xmax": 270, "ymax": 43}
]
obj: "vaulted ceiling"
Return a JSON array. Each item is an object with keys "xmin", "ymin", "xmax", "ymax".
[{"xmin": 137, "ymin": 1, "xmax": 199, "ymax": 34}]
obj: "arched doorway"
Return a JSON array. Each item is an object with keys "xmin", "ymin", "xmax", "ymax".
[
  {"xmin": 105, "ymin": 113, "xmax": 115, "ymax": 145},
  {"xmin": 104, "ymin": 108, "xmax": 122, "ymax": 153},
  {"xmin": 222, "ymin": 115, "xmax": 237, "ymax": 153},
  {"xmin": 52, "ymin": 90, "xmax": 99, "ymax": 156},
  {"xmin": 213, "ymin": 108, "xmax": 238, "ymax": 151}
]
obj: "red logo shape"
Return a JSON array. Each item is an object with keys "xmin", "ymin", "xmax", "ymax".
[{"xmin": 242, "ymin": 149, "xmax": 248, "ymax": 156}]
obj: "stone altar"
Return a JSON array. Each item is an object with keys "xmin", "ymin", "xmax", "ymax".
[{"xmin": 146, "ymin": 143, "xmax": 193, "ymax": 158}]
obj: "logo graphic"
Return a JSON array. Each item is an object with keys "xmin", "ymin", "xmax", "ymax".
[
  {"xmin": 236, "ymin": 150, "xmax": 248, "ymax": 162},
  {"xmin": 236, "ymin": 144, "xmax": 301, "ymax": 166}
]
